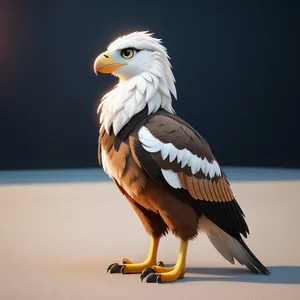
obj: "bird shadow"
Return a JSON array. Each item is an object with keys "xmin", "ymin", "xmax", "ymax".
[
  {"xmin": 59, "ymin": 259, "xmax": 300, "ymax": 285},
  {"xmin": 177, "ymin": 266, "xmax": 300, "ymax": 284}
]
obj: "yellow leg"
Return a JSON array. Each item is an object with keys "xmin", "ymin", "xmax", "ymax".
[
  {"xmin": 141, "ymin": 239, "xmax": 188, "ymax": 283},
  {"xmin": 107, "ymin": 237, "xmax": 160, "ymax": 274}
]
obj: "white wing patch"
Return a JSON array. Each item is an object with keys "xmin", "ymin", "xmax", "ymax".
[
  {"xmin": 161, "ymin": 169, "xmax": 182, "ymax": 189},
  {"xmin": 138, "ymin": 126, "xmax": 222, "ymax": 178}
]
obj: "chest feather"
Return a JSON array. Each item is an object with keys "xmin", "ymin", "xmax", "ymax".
[
  {"xmin": 100, "ymin": 140, "xmax": 129, "ymax": 182},
  {"xmin": 99, "ymin": 130, "xmax": 146, "ymax": 197}
]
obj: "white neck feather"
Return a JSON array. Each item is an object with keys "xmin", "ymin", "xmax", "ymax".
[{"xmin": 98, "ymin": 69, "xmax": 176, "ymax": 136}]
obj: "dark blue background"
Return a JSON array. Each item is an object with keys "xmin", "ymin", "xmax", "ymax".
[{"xmin": 0, "ymin": 0, "xmax": 298, "ymax": 170}]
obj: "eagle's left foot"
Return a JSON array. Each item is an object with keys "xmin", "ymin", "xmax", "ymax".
[
  {"xmin": 140, "ymin": 265, "xmax": 185, "ymax": 283},
  {"xmin": 140, "ymin": 239, "xmax": 188, "ymax": 283}
]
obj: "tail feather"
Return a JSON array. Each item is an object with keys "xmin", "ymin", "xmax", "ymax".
[
  {"xmin": 200, "ymin": 216, "xmax": 270, "ymax": 275},
  {"xmin": 207, "ymin": 229, "xmax": 234, "ymax": 264},
  {"xmin": 236, "ymin": 237, "xmax": 270, "ymax": 275}
]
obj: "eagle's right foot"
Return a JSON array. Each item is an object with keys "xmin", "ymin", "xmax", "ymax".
[
  {"xmin": 107, "ymin": 259, "xmax": 164, "ymax": 274},
  {"xmin": 107, "ymin": 263, "xmax": 125, "ymax": 273},
  {"xmin": 107, "ymin": 237, "xmax": 162, "ymax": 274}
]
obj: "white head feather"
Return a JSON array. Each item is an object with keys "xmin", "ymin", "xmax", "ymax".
[{"xmin": 96, "ymin": 31, "xmax": 177, "ymax": 135}]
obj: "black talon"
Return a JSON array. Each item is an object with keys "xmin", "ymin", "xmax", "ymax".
[
  {"xmin": 107, "ymin": 263, "xmax": 117, "ymax": 273},
  {"xmin": 140, "ymin": 268, "xmax": 155, "ymax": 281},
  {"xmin": 158, "ymin": 261, "xmax": 164, "ymax": 267},
  {"xmin": 145, "ymin": 273, "xmax": 162, "ymax": 283},
  {"xmin": 107, "ymin": 263, "xmax": 125, "ymax": 274}
]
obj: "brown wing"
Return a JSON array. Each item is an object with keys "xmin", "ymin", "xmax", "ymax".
[{"xmin": 130, "ymin": 111, "xmax": 249, "ymax": 239}]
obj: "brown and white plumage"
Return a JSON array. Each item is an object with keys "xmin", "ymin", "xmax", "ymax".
[{"xmin": 94, "ymin": 31, "xmax": 269, "ymax": 282}]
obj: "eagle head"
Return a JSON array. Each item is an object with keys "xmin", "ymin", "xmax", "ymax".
[
  {"xmin": 94, "ymin": 31, "xmax": 177, "ymax": 135},
  {"xmin": 94, "ymin": 31, "xmax": 176, "ymax": 91}
]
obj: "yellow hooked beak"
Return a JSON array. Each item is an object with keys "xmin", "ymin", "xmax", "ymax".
[{"xmin": 93, "ymin": 51, "xmax": 127, "ymax": 75}]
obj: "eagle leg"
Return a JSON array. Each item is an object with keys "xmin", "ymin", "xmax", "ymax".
[
  {"xmin": 140, "ymin": 239, "xmax": 188, "ymax": 283},
  {"xmin": 107, "ymin": 237, "xmax": 162, "ymax": 274}
]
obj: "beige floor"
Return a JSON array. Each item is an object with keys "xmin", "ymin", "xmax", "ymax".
[{"xmin": 0, "ymin": 173, "xmax": 300, "ymax": 300}]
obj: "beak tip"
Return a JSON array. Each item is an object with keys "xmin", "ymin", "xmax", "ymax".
[
  {"xmin": 93, "ymin": 59, "xmax": 99, "ymax": 76},
  {"xmin": 93, "ymin": 64, "xmax": 98, "ymax": 76}
]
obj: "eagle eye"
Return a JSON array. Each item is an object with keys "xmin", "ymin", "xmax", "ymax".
[{"xmin": 120, "ymin": 48, "xmax": 134, "ymax": 59}]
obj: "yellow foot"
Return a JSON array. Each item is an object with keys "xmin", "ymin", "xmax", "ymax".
[
  {"xmin": 140, "ymin": 239, "xmax": 188, "ymax": 283},
  {"xmin": 140, "ymin": 264, "xmax": 185, "ymax": 282},
  {"xmin": 107, "ymin": 237, "xmax": 162, "ymax": 274},
  {"xmin": 107, "ymin": 259, "xmax": 164, "ymax": 274}
]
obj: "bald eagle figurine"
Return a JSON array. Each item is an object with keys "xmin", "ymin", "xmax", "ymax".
[{"xmin": 93, "ymin": 31, "xmax": 269, "ymax": 283}]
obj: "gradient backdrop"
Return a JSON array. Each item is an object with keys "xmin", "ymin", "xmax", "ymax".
[{"xmin": 0, "ymin": 0, "xmax": 298, "ymax": 170}]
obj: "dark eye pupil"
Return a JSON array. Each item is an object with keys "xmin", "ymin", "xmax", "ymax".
[{"xmin": 124, "ymin": 49, "xmax": 130, "ymax": 56}]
